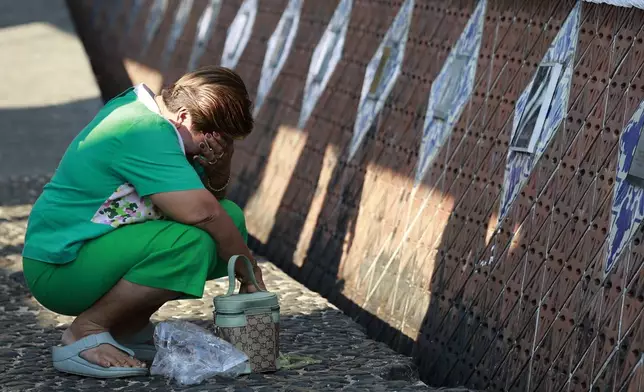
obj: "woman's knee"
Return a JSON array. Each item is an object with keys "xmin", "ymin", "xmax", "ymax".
[
  {"xmin": 219, "ymin": 200, "xmax": 247, "ymax": 238},
  {"xmin": 23, "ymin": 258, "xmax": 86, "ymax": 316},
  {"xmin": 180, "ymin": 225, "xmax": 217, "ymax": 254}
]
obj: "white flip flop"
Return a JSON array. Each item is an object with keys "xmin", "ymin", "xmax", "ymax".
[{"xmin": 52, "ymin": 332, "xmax": 148, "ymax": 378}]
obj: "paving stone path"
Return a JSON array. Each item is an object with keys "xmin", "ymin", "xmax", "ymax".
[{"xmin": 0, "ymin": 176, "xmax": 440, "ymax": 391}]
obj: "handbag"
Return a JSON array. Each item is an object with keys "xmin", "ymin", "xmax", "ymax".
[{"xmin": 213, "ymin": 255, "xmax": 280, "ymax": 373}]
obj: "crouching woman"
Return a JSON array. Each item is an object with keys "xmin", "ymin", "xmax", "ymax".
[{"xmin": 22, "ymin": 66, "xmax": 266, "ymax": 378}]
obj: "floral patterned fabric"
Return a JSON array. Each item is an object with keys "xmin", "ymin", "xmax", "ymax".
[{"xmin": 92, "ymin": 183, "xmax": 163, "ymax": 227}]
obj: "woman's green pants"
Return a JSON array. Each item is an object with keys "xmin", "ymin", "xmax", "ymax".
[{"xmin": 23, "ymin": 200, "xmax": 247, "ymax": 316}]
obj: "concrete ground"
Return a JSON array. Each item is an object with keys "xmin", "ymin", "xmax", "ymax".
[
  {"xmin": 0, "ymin": 0, "xmax": 102, "ymax": 178},
  {"xmin": 0, "ymin": 196, "xmax": 428, "ymax": 391},
  {"xmin": 0, "ymin": 1, "xmax": 435, "ymax": 391},
  {"xmin": 0, "ymin": 183, "xmax": 429, "ymax": 391}
]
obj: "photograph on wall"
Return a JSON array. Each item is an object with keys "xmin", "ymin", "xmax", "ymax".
[
  {"xmin": 510, "ymin": 63, "xmax": 562, "ymax": 153},
  {"xmin": 627, "ymin": 127, "xmax": 644, "ymax": 188}
]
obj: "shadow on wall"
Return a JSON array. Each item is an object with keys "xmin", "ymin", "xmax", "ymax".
[
  {"xmin": 0, "ymin": 99, "xmax": 106, "ymax": 179},
  {"xmin": 264, "ymin": 126, "xmax": 370, "ymax": 303},
  {"xmin": 63, "ymin": 0, "xmax": 644, "ymax": 391},
  {"xmin": 65, "ymin": 0, "xmax": 412, "ymax": 380},
  {"xmin": 65, "ymin": 0, "xmax": 133, "ymax": 101}
]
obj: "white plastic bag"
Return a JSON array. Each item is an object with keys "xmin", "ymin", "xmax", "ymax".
[{"xmin": 150, "ymin": 320, "xmax": 248, "ymax": 386}]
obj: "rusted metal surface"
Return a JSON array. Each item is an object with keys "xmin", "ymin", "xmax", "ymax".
[{"xmin": 70, "ymin": 0, "xmax": 644, "ymax": 389}]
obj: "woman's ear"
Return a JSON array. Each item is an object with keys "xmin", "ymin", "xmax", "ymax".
[{"xmin": 176, "ymin": 108, "xmax": 193, "ymax": 129}]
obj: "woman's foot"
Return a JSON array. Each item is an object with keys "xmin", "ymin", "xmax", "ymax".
[
  {"xmin": 111, "ymin": 312, "xmax": 156, "ymax": 345},
  {"xmin": 62, "ymin": 319, "xmax": 146, "ymax": 369}
]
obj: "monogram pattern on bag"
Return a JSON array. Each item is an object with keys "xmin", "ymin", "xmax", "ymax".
[
  {"xmin": 274, "ymin": 322, "xmax": 280, "ymax": 358},
  {"xmin": 215, "ymin": 313, "xmax": 278, "ymax": 373}
]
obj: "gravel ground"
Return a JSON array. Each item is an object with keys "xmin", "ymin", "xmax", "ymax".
[{"xmin": 0, "ymin": 175, "xmax": 433, "ymax": 392}]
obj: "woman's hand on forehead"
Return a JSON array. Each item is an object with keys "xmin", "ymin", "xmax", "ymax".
[{"xmin": 194, "ymin": 132, "xmax": 234, "ymax": 169}]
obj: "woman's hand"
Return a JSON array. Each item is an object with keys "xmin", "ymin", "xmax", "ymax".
[
  {"xmin": 193, "ymin": 133, "xmax": 234, "ymax": 199},
  {"xmin": 239, "ymin": 265, "xmax": 268, "ymax": 294},
  {"xmin": 194, "ymin": 132, "xmax": 234, "ymax": 173}
]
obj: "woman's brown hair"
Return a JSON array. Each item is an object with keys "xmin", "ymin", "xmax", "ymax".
[{"xmin": 161, "ymin": 66, "xmax": 254, "ymax": 139}]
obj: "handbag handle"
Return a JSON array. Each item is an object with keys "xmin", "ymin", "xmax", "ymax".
[{"xmin": 224, "ymin": 255, "xmax": 264, "ymax": 296}]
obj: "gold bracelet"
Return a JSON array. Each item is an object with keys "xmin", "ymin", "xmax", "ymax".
[{"xmin": 207, "ymin": 174, "xmax": 230, "ymax": 193}]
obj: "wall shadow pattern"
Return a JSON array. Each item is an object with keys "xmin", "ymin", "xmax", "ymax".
[{"xmin": 68, "ymin": 0, "xmax": 644, "ymax": 390}]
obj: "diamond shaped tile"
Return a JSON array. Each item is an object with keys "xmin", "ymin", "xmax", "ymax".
[
  {"xmin": 298, "ymin": 0, "xmax": 353, "ymax": 129},
  {"xmin": 348, "ymin": 0, "xmax": 414, "ymax": 161},
  {"xmin": 142, "ymin": 0, "xmax": 169, "ymax": 55},
  {"xmin": 606, "ymin": 101, "xmax": 644, "ymax": 273},
  {"xmin": 498, "ymin": 2, "xmax": 581, "ymax": 223},
  {"xmin": 187, "ymin": 0, "xmax": 222, "ymax": 71},
  {"xmin": 125, "ymin": 0, "xmax": 145, "ymax": 39},
  {"xmin": 221, "ymin": 0, "xmax": 258, "ymax": 70},
  {"xmin": 415, "ymin": 0, "xmax": 487, "ymax": 185},
  {"xmin": 253, "ymin": 0, "xmax": 303, "ymax": 117},
  {"xmin": 162, "ymin": 0, "xmax": 194, "ymax": 67}
]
